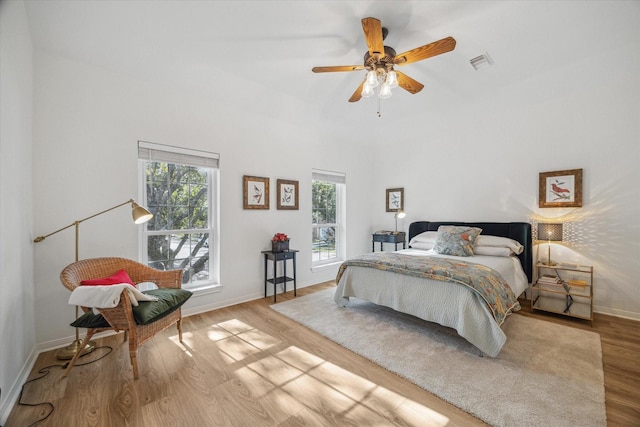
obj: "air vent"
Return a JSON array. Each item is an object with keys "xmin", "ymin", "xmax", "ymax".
[{"xmin": 470, "ymin": 52, "xmax": 493, "ymax": 71}]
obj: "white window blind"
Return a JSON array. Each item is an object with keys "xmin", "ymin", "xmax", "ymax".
[
  {"xmin": 138, "ymin": 140, "xmax": 219, "ymax": 168},
  {"xmin": 312, "ymin": 170, "xmax": 346, "ymax": 184}
]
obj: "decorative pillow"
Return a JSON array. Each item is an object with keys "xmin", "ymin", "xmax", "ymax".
[
  {"xmin": 132, "ymin": 288, "xmax": 192, "ymax": 325},
  {"xmin": 71, "ymin": 288, "xmax": 193, "ymax": 328},
  {"xmin": 408, "ymin": 231, "xmax": 438, "ymax": 246},
  {"xmin": 475, "ymin": 235, "xmax": 524, "ymax": 254},
  {"xmin": 81, "ymin": 269, "xmax": 134, "ymax": 286},
  {"xmin": 473, "ymin": 246, "xmax": 513, "ymax": 257},
  {"xmin": 71, "ymin": 311, "xmax": 110, "ymax": 328},
  {"xmin": 433, "ymin": 226, "xmax": 482, "ymax": 257}
]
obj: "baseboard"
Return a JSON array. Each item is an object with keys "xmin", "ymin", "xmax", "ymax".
[
  {"xmin": 593, "ymin": 305, "xmax": 640, "ymax": 321},
  {"xmin": 0, "ymin": 346, "xmax": 39, "ymax": 426},
  {"xmin": 181, "ymin": 280, "xmax": 319, "ymax": 318}
]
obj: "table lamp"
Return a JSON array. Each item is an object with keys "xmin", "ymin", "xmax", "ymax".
[{"xmin": 538, "ymin": 223, "xmax": 563, "ymax": 266}]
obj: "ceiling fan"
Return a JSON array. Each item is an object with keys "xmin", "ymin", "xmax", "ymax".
[{"xmin": 312, "ymin": 17, "xmax": 456, "ymax": 103}]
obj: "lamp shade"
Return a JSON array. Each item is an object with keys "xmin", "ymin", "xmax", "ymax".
[
  {"xmin": 132, "ymin": 202, "xmax": 153, "ymax": 224},
  {"xmin": 538, "ymin": 223, "xmax": 562, "ymax": 241}
]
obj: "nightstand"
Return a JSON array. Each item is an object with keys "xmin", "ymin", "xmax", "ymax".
[
  {"xmin": 531, "ymin": 262, "xmax": 594, "ymax": 325},
  {"xmin": 262, "ymin": 250, "xmax": 298, "ymax": 302},
  {"xmin": 372, "ymin": 231, "xmax": 406, "ymax": 252}
]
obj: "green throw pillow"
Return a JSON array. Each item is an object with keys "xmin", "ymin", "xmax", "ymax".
[
  {"xmin": 133, "ymin": 288, "xmax": 192, "ymax": 325},
  {"xmin": 70, "ymin": 288, "xmax": 192, "ymax": 328}
]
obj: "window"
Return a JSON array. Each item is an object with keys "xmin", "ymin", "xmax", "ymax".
[
  {"xmin": 138, "ymin": 141, "xmax": 219, "ymax": 290},
  {"xmin": 312, "ymin": 170, "xmax": 346, "ymax": 266}
]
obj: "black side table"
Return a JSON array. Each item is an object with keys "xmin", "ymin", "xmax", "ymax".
[
  {"xmin": 372, "ymin": 232, "xmax": 406, "ymax": 252},
  {"xmin": 262, "ymin": 249, "xmax": 299, "ymax": 302}
]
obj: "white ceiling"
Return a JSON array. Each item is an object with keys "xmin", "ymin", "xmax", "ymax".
[{"xmin": 23, "ymin": 1, "xmax": 638, "ymax": 127}]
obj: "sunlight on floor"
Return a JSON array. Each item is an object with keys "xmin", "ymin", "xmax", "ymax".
[{"xmin": 169, "ymin": 318, "xmax": 451, "ymax": 426}]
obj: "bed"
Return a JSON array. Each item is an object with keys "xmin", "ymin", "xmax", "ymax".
[{"xmin": 334, "ymin": 221, "xmax": 533, "ymax": 357}]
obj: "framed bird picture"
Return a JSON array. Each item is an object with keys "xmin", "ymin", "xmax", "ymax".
[
  {"xmin": 539, "ymin": 169, "xmax": 583, "ymax": 208},
  {"xmin": 243, "ymin": 175, "xmax": 270, "ymax": 209},
  {"xmin": 386, "ymin": 187, "xmax": 404, "ymax": 212},
  {"xmin": 277, "ymin": 179, "xmax": 299, "ymax": 210}
]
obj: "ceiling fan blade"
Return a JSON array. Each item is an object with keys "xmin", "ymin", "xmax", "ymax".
[
  {"xmin": 361, "ymin": 17, "xmax": 384, "ymax": 58},
  {"xmin": 312, "ymin": 65, "xmax": 365, "ymax": 73},
  {"xmin": 396, "ymin": 71, "xmax": 424, "ymax": 94},
  {"xmin": 394, "ymin": 36, "xmax": 456, "ymax": 65},
  {"xmin": 348, "ymin": 81, "xmax": 365, "ymax": 103}
]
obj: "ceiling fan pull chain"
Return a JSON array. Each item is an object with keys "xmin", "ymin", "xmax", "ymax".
[{"xmin": 377, "ymin": 97, "xmax": 382, "ymax": 117}]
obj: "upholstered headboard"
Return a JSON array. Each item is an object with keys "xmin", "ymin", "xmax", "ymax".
[{"xmin": 408, "ymin": 221, "xmax": 533, "ymax": 284}]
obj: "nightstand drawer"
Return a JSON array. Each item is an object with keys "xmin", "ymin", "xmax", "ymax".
[
  {"xmin": 372, "ymin": 232, "xmax": 405, "ymax": 243},
  {"xmin": 277, "ymin": 251, "xmax": 295, "ymax": 260}
]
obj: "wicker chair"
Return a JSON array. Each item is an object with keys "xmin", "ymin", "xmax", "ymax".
[{"xmin": 60, "ymin": 257, "xmax": 188, "ymax": 379}]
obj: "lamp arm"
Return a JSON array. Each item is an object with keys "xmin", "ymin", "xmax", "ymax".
[{"xmin": 33, "ymin": 199, "xmax": 135, "ymax": 243}]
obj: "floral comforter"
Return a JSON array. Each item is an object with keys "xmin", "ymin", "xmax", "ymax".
[{"xmin": 336, "ymin": 252, "xmax": 520, "ymax": 325}]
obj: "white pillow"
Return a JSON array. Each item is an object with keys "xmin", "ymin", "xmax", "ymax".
[
  {"xmin": 473, "ymin": 246, "xmax": 514, "ymax": 257},
  {"xmin": 475, "ymin": 235, "xmax": 524, "ymax": 254},
  {"xmin": 409, "ymin": 241, "xmax": 435, "ymax": 250},
  {"xmin": 409, "ymin": 231, "xmax": 438, "ymax": 246}
]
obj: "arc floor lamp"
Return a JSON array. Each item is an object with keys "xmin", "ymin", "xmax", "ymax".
[{"xmin": 33, "ymin": 198, "xmax": 153, "ymax": 359}]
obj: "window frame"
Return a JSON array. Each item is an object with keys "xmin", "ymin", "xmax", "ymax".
[
  {"xmin": 311, "ymin": 169, "xmax": 346, "ymax": 267},
  {"xmin": 138, "ymin": 141, "xmax": 220, "ymax": 291}
]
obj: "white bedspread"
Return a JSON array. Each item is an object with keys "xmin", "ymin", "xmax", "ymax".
[{"xmin": 334, "ymin": 249, "xmax": 528, "ymax": 357}]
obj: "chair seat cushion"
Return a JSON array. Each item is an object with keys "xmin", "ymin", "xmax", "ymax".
[{"xmin": 71, "ymin": 288, "xmax": 192, "ymax": 328}]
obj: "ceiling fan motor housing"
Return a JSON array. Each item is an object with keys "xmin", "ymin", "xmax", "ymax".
[{"xmin": 364, "ymin": 46, "xmax": 397, "ymax": 72}]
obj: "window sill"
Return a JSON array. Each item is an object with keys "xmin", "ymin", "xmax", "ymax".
[
  {"xmin": 184, "ymin": 282, "xmax": 222, "ymax": 296},
  {"xmin": 311, "ymin": 260, "xmax": 343, "ymax": 273}
]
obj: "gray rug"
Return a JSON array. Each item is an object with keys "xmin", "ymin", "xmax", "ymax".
[{"xmin": 271, "ymin": 288, "xmax": 606, "ymax": 427}]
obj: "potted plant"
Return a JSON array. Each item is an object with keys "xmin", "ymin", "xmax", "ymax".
[{"xmin": 272, "ymin": 233, "xmax": 290, "ymax": 252}]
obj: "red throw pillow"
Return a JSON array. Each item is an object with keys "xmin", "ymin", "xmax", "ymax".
[{"xmin": 81, "ymin": 269, "xmax": 135, "ymax": 286}]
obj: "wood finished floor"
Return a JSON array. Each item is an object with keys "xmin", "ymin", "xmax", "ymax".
[{"xmin": 7, "ymin": 282, "xmax": 640, "ymax": 426}]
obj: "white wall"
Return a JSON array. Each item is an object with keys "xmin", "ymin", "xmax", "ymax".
[
  {"xmin": 0, "ymin": 0, "xmax": 36, "ymax": 421},
  {"xmin": 31, "ymin": 51, "xmax": 377, "ymax": 349}
]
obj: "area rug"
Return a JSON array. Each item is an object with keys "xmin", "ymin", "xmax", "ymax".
[{"xmin": 271, "ymin": 288, "xmax": 606, "ymax": 427}]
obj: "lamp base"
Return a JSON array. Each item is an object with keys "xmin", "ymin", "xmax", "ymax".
[{"xmin": 56, "ymin": 339, "xmax": 96, "ymax": 360}]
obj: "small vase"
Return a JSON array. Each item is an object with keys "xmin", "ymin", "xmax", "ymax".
[{"xmin": 272, "ymin": 240, "xmax": 290, "ymax": 253}]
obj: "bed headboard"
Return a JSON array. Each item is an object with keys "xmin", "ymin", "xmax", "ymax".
[{"xmin": 408, "ymin": 221, "xmax": 533, "ymax": 283}]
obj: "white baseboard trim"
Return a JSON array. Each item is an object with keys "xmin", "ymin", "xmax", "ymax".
[
  {"xmin": 0, "ymin": 346, "xmax": 39, "ymax": 426},
  {"xmin": 594, "ymin": 305, "xmax": 640, "ymax": 321}
]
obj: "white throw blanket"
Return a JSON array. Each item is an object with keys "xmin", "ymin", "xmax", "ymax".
[{"xmin": 69, "ymin": 284, "xmax": 158, "ymax": 311}]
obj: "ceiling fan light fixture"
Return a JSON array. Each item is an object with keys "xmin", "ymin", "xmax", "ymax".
[
  {"xmin": 366, "ymin": 70, "xmax": 379, "ymax": 88},
  {"xmin": 378, "ymin": 82, "xmax": 392, "ymax": 99},
  {"xmin": 386, "ymin": 70, "xmax": 398, "ymax": 88},
  {"xmin": 361, "ymin": 83, "xmax": 375, "ymax": 98}
]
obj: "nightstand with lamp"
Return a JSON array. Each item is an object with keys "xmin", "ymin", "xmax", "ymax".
[
  {"xmin": 531, "ymin": 222, "xmax": 594, "ymax": 325},
  {"xmin": 372, "ymin": 209, "xmax": 406, "ymax": 252}
]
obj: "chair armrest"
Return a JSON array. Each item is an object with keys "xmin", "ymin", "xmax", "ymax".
[{"xmin": 131, "ymin": 267, "xmax": 182, "ymax": 289}]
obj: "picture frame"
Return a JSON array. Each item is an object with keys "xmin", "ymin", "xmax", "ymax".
[
  {"xmin": 539, "ymin": 169, "xmax": 583, "ymax": 208},
  {"xmin": 243, "ymin": 175, "xmax": 270, "ymax": 210},
  {"xmin": 277, "ymin": 179, "xmax": 299, "ymax": 210},
  {"xmin": 386, "ymin": 187, "xmax": 404, "ymax": 212}
]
